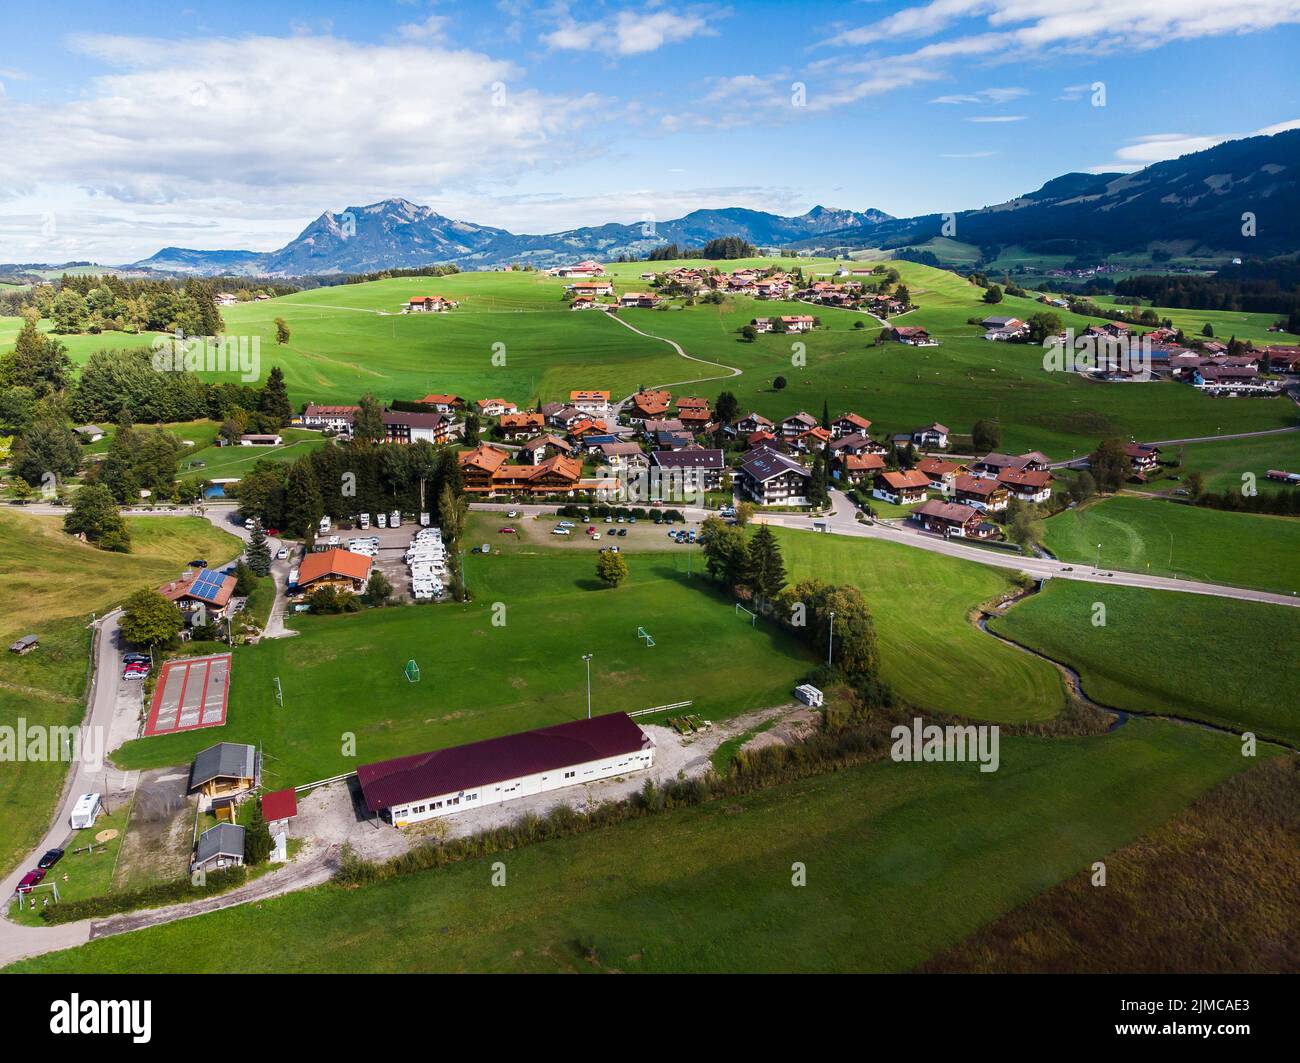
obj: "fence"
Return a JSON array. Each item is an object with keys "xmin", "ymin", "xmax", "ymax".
[{"xmin": 628, "ymin": 700, "xmax": 693, "ymax": 719}]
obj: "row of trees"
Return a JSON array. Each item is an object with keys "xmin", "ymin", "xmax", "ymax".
[{"xmin": 2, "ymin": 276, "xmax": 227, "ymax": 337}]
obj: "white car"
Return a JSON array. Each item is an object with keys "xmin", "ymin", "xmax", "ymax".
[
  {"xmin": 276, "ymin": 547, "xmax": 289, "ymax": 560},
  {"xmin": 551, "ymin": 528, "xmax": 571, "ymax": 536},
  {"xmin": 507, "ymin": 510, "xmax": 518, "ymax": 518}
]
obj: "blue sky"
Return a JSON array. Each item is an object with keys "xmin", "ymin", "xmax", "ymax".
[{"xmin": 2, "ymin": 0, "xmax": 1298, "ymax": 261}]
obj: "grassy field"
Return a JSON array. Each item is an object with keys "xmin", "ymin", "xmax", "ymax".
[
  {"xmin": 1149, "ymin": 432, "xmax": 1300, "ymax": 495},
  {"xmin": 6, "ymin": 807, "xmax": 130, "ymax": 926},
  {"xmin": 8, "ymin": 719, "xmax": 1253, "ymax": 973},
  {"xmin": 6, "ymin": 257, "xmax": 1296, "ymax": 461},
  {"xmin": 1042, "ymin": 495, "xmax": 1300, "ymax": 593},
  {"xmin": 1092, "ymin": 295, "xmax": 1298, "ymax": 346},
  {"xmin": 109, "ymin": 548, "xmax": 813, "ymax": 787},
  {"xmin": 922, "ymin": 755, "xmax": 1298, "ymax": 973},
  {"xmin": 0, "ymin": 509, "xmax": 242, "ymax": 878},
  {"xmin": 990, "ymin": 580, "xmax": 1300, "ymax": 746},
  {"xmin": 772, "ymin": 527, "xmax": 1066, "ymax": 722}
]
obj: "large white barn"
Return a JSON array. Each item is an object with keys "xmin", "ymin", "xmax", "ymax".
[{"xmin": 356, "ymin": 713, "xmax": 654, "ymax": 827}]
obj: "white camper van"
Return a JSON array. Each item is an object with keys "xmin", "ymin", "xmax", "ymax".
[
  {"xmin": 377, "ymin": 512, "xmax": 388, "ymax": 529},
  {"xmin": 319, "ymin": 516, "xmax": 332, "ymax": 536},
  {"xmin": 358, "ymin": 513, "xmax": 370, "ymax": 530},
  {"xmin": 70, "ymin": 792, "xmax": 105, "ymax": 830},
  {"xmin": 389, "ymin": 510, "xmax": 401, "ymax": 528}
]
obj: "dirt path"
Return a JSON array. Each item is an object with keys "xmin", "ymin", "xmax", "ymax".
[{"xmin": 605, "ymin": 312, "xmax": 742, "ymax": 407}]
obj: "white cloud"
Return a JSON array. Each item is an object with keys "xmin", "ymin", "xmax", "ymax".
[
  {"xmin": 0, "ymin": 32, "xmax": 613, "ymax": 258},
  {"xmin": 939, "ymin": 151, "xmax": 998, "ymax": 158},
  {"xmin": 1089, "ymin": 117, "xmax": 1300, "ymax": 172},
  {"xmin": 542, "ymin": 8, "xmax": 726, "ymax": 56},
  {"xmin": 965, "ymin": 114, "xmax": 1026, "ymax": 122},
  {"xmin": 931, "ymin": 86, "xmax": 1028, "ymax": 104}
]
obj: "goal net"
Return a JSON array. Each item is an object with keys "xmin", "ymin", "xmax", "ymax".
[
  {"xmin": 735, "ymin": 603, "xmax": 757, "ymax": 626},
  {"xmin": 405, "ymin": 660, "xmax": 421, "ymax": 683}
]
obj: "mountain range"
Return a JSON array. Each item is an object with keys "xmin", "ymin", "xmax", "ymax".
[{"xmin": 114, "ymin": 128, "xmax": 1300, "ymax": 276}]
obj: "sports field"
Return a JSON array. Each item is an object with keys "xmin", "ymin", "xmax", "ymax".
[
  {"xmin": 989, "ymin": 580, "xmax": 1300, "ymax": 746},
  {"xmin": 10, "ymin": 719, "xmax": 1254, "ymax": 973},
  {"xmin": 109, "ymin": 549, "xmax": 813, "ymax": 787},
  {"xmin": 0, "ymin": 510, "xmax": 242, "ymax": 878},
  {"xmin": 1042, "ymin": 495, "xmax": 1300, "ymax": 593}
]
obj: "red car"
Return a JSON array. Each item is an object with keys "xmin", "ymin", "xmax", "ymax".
[
  {"xmin": 498, "ymin": 527, "xmax": 516, "ymax": 534},
  {"xmin": 16, "ymin": 868, "xmax": 46, "ymax": 893}
]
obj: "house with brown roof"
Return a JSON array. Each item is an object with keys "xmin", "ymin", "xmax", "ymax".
[
  {"xmin": 159, "ymin": 569, "xmax": 238, "ymax": 621},
  {"xmin": 475, "ymin": 398, "xmax": 518, "ymax": 417},
  {"xmin": 459, "ymin": 444, "xmax": 510, "ymax": 491},
  {"xmin": 893, "ymin": 326, "xmax": 937, "ymax": 346},
  {"xmin": 911, "ymin": 423, "xmax": 950, "ymax": 448},
  {"xmin": 415, "ymin": 393, "xmax": 463, "ymax": 413},
  {"xmin": 829, "ymin": 432, "xmax": 885, "ymax": 457},
  {"xmin": 565, "ymin": 280, "xmax": 614, "ymax": 296},
  {"xmin": 780, "ymin": 411, "xmax": 818, "ymax": 439},
  {"xmin": 735, "ymin": 412, "xmax": 774, "ymax": 436},
  {"xmin": 297, "ymin": 549, "xmax": 374, "ymax": 593},
  {"xmin": 629, "ymin": 389, "xmax": 672, "ymax": 420},
  {"xmin": 1124, "ymin": 443, "xmax": 1160, "ymax": 475},
  {"xmin": 569, "ymin": 390, "xmax": 611, "ymax": 413},
  {"xmin": 596, "ymin": 441, "xmax": 648, "ymax": 470},
  {"xmin": 915, "ymin": 456, "xmax": 963, "ymax": 495},
  {"xmin": 911, "ymin": 499, "xmax": 994, "ymax": 539},
  {"xmin": 499, "ymin": 411, "xmax": 546, "ymax": 439},
  {"xmin": 792, "ymin": 426, "xmax": 832, "ymax": 453},
  {"xmin": 517, "ymin": 434, "xmax": 573, "ymax": 465},
  {"xmin": 459, "ymin": 445, "xmax": 582, "ymax": 496},
  {"xmin": 407, "ymin": 296, "xmax": 458, "ymax": 313},
  {"xmin": 954, "ymin": 474, "xmax": 1010, "ymax": 513},
  {"xmin": 383, "ymin": 410, "xmax": 456, "ymax": 445},
  {"xmin": 998, "ymin": 467, "xmax": 1054, "ymax": 503},
  {"xmin": 831, "ymin": 412, "xmax": 872, "ymax": 438},
  {"xmin": 873, "ymin": 469, "xmax": 931, "ymax": 505},
  {"xmin": 835, "ymin": 452, "xmax": 886, "ymax": 484},
  {"xmin": 301, "ymin": 404, "xmax": 359, "ymax": 435}
]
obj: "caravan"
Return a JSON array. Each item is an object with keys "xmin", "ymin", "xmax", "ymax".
[{"xmin": 70, "ymin": 792, "xmax": 105, "ymax": 830}]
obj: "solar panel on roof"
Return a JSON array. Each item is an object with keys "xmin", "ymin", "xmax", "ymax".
[{"xmin": 191, "ymin": 569, "xmax": 226, "ymax": 602}]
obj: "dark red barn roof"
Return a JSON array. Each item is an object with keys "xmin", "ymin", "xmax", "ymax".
[
  {"xmin": 356, "ymin": 713, "xmax": 651, "ymax": 812},
  {"xmin": 261, "ymin": 788, "xmax": 297, "ymax": 822}
]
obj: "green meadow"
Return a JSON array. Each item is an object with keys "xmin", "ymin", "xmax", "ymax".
[
  {"xmin": 1150, "ymin": 432, "xmax": 1300, "ymax": 494},
  {"xmin": 0, "ymin": 510, "xmax": 241, "ymax": 878},
  {"xmin": 1092, "ymin": 295, "xmax": 1299, "ymax": 346},
  {"xmin": 773, "ymin": 527, "xmax": 1065, "ymax": 722},
  {"xmin": 990, "ymin": 580, "xmax": 1300, "ymax": 746},
  {"xmin": 9, "ymin": 719, "xmax": 1253, "ymax": 973},
  {"xmin": 1042, "ymin": 495, "xmax": 1300, "ymax": 593}
]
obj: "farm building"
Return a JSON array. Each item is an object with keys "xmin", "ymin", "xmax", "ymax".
[
  {"xmin": 357, "ymin": 713, "xmax": 654, "ymax": 827},
  {"xmin": 9, "ymin": 634, "xmax": 39, "ymax": 655},
  {"xmin": 192, "ymin": 823, "xmax": 246, "ymax": 873},
  {"xmin": 296, "ymin": 548, "xmax": 373, "ymax": 592},
  {"xmin": 190, "ymin": 742, "xmax": 260, "ymax": 799},
  {"xmin": 239, "ymin": 433, "xmax": 283, "ymax": 446}
]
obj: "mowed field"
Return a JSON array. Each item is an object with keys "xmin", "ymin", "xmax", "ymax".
[
  {"xmin": 10, "ymin": 719, "xmax": 1254, "ymax": 973},
  {"xmin": 1042, "ymin": 496, "xmax": 1300, "ymax": 593},
  {"xmin": 110, "ymin": 549, "xmax": 812, "ymax": 786},
  {"xmin": 1091, "ymin": 295, "xmax": 1298, "ymax": 346},
  {"xmin": 1150, "ymin": 432, "xmax": 1300, "ymax": 495},
  {"xmin": 772, "ymin": 527, "xmax": 1066, "ymax": 722},
  {"xmin": 0, "ymin": 510, "xmax": 242, "ymax": 878},
  {"xmin": 989, "ymin": 580, "xmax": 1300, "ymax": 746}
]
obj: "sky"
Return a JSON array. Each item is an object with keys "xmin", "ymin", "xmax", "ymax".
[{"xmin": 1, "ymin": 0, "xmax": 1299, "ymax": 263}]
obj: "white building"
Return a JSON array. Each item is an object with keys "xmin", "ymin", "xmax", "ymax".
[{"xmin": 357, "ymin": 713, "xmax": 653, "ymax": 827}]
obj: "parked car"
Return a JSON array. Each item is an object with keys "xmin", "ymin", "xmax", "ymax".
[
  {"xmin": 499, "ymin": 527, "xmax": 516, "ymax": 534},
  {"xmin": 507, "ymin": 510, "xmax": 518, "ymax": 518},
  {"xmin": 551, "ymin": 528, "xmax": 571, "ymax": 536},
  {"xmin": 37, "ymin": 848, "xmax": 64, "ymax": 870},
  {"xmin": 123, "ymin": 653, "xmax": 149, "ymax": 665},
  {"xmin": 276, "ymin": 547, "xmax": 289, "ymax": 560},
  {"xmin": 471, "ymin": 546, "xmax": 482, "ymax": 554},
  {"xmin": 188, "ymin": 559, "xmax": 208, "ymax": 568},
  {"xmin": 592, "ymin": 532, "xmax": 601, "ymax": 541},
  {"xmin": 618, "ymin": 528, "xmax": 627, "ymax": 536},
  {"xmin": 16, "ymin": 868, "xmax": 46, "ymax": 893},
  {"xmin": 481, "ymin": 543, "xmax": 491, "ymax": 554}
]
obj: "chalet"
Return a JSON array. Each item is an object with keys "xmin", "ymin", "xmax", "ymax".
[
  {"xmin": 597, "ymin": 441, "xmax": 649, "ymax": 470},
  {"xmin": 215, "ymin": 292, "xmax": 238, "ymax": 307},
  {"xmin": 569, "ymin": 295, "xmax": 598, "ymax": 310},
  {"xmin": 834, "ymin": 452, "xmax": 885, "ymax": 484},
  {"xmin": 415, "ymin": 393, "xmax": 463, "ymax": 413},
  {"xmin": 745, "ymin": 430, "xmax": 779, "ymax": 450},
  {"xmin": 459, "ymin": 444, "xmax": 510, "ymax": 492},
  {"xmin": 911, "ymin": 499, "xmax": 992, "ymax": 539},
  {"xmin": 569, "ymin": 390, "xmax": 611, "ymax": 414},
  {"xmin": 738, "ymin": 448, "xmax": 811, "ymax": 506},
  {"xmin": 73, "ymin": 425, "xmax": 106, "ymax": 444},
  {"xmin": 873, "ymin": 469, "xmax": 931, "ymax": 506},
  {"xmin": 1125, "ymin": 443, "xmax": 1160, "ymax": 475},
  {"xmin": 650, "ymin": 448, "xmax": 725, "ymax": 490},
  {"xmin": 192, "ymin": 823, "xmax": 245, "ymax": 873},
  {"xmin": 357, "ymin": 712, "xmax": 652, "ymax": 827},
  {"xmin": 407, "ymin": 296, "xmax": 458, "ymax": 313},
  {"xmin": 160, "ymin": 568, "xmax": 238, "ymax": 622},
  {"xmin": 297, "ymin": 548, "xmax": 373, "ymax": 593},
  {"xmin": 915, "ymin": 456, "xmax": 963, "ymax": 495},
  {"xmin": 780, "ymin": 411, "xmax": 818, "ymax": 440},
  {"xmin": 754, "ymin": 278, "xmax": 792, "ymax": 299},
  {"xmin": 566, "ymin": 280, "xmax": 614, "ymax": 297},
  {"xmin": 459, "ymin": 446, "xmax": 583, "ymax": 496},
  {"xmin": 982, "ymin": 316, "xmax": 1027, "ymax": 340},
  {"xmin": 750, "ymin": 317, "xmax": 776, "ymax": 333},
  {"xmin": 189, "ymin": 742, "xmax": 259, "ymax": 799},
  {"xmin": 791, "ymin": 426, "xmax": 832, "ymax": 453},
  {"xmin": 475, "ymin": 398, "xmax": 518, "ymax": 417},
  {"xmin": 552, "ymin": 260, "xmax": 605, "ymax": 278},
  {"xmin": 911, "ymin": 423, "xmax": 950, "ymax": 448},
  {"xmin": 1264, "ymin": 346, "xmax": 1300, "ymax": 372},
  {"xmin": 618, "ymin": 292, "xmax": 659, "ymax": 309},
  {"xmin": 629, "ymin": 389, "xmax": 672, "ymax": 420},
  {"xmin": 781, "ymin": 315, "xmax": 815, "ymax": 333},
  {"xmin": 579, "ymin": 433, "xmax": 620, "ymax": 452},
  {"xmin": 499, "ymin": 411, "xmax": 546, "ymax": 439},
  {"xmin": 954, "ymin": 474, "xmax": 1010, "ymax": 513},
  {"xmin": 301, "ymin": 404, "xmax": 359, "ymax": 435},
  {"xmin": 1084, "ymin": 322, "xmax": 1131, "ymax": 339},
  {"xmin": 676, "ymin": 398, "xmax": 712, "ymax": 428},
  {"xmin": 383, "ymin": 410, "xmax": 456, "ymax": 445},
  {"xmin": 641, "ymin": 418, "xmax": 687, "ymax": 437},
  {"xmin": 735, "ymin": 412, "xmax": 775, "ymax": 436},
  {"xmin": 567, "ymin": 418, "xmax": 610, "ymax": 440},
  {"xmin": 998, "ymin": 467, "xmax": 1054, "ymax": 503},
  {"xmin": 829, "ymin": 432, "xmax": 885, "ymax": 457},
  {"xmin": 970, "ymin": 451, "xmax": 1046, "ymax": 480},
  {"xmin": 831, "ymin": 412, "xmax": 872, "ymax": 439},
  {"xmin": 517, "ymin": 434, "xmax": 573, "ymax": 464},
  {"xmin": 894, "ymin": 326, "xmax": 937, "ymax": 346}
]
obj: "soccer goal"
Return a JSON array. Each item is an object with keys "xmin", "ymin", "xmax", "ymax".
[
  {"xmin": 405, "ymin": 660, "xmax": 421, "ymax": 683},
  {"xmin": 735, "ymin": 603, "xmax": 757, "ymax": 627},
  {"xmin": 636, "ymin": 626, "xmax": 656, "ymax": 648}
]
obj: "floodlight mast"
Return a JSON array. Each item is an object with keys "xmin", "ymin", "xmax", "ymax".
[{"xmin": 582, "ymin": 653, "xmax": 593, "ymax": 719}]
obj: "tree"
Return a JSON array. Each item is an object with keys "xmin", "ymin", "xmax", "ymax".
[
  {"xmin": 1005, "ymin": 500, "xmax": 1044, "ymax": 555},
  {"xmin": 745, "ymin": 523, "xmax": 786, "ymax": 603},
  {"xmin": 1201, "ymin": 322, "xmax": 1214, "ymax": 338},
  {"xmin": 353, "ymin": 392, "xmax": 385, "ymax": 444},
  {"xmin": 740, "ymin": 324, "xmax": 757, "ymax": 342},
  {"xmin": 1186, "ymin": 470, "xmax": 1205, "ymax": 500},
  {"xmin": 1088, "ymin": 438, "xmax": 1129, "ymax": 492},
  {"xmin": 462, "ymin": 412, "xmax": 481, "ymax": 447},
  {"xmin": 982, "ymin": 284, "xmax": 1004, "ymax": 305},
  {"xmin": 971, "ymin": 419, "xmax": 1002, "ymax": 452},
  {"xmin": 11, "ymin": 418, "xmax": 81, "ymax": 487},
  {"xmin": 596, "ymin": 549, "xmax": 629, "ymax": 587},
  {"xmin": 259, "ymin": 366, "xmax": 292, "ymax": 426},
  {"xmin": 699, "ymin": 516, "xmax": 749, "ymax": 586},
  {"xmin": 245, "ymin": 519, "xmax": 272, "ymax": 576},
  {"xmin": 283, "ymin": 460, "xmax": 323, "ymax": 538},
  {"xmin": 1, "ymin": 313, "xmax": 74, "ymax": 396},
  {"xmin": 274, "ymin": 317, "xmax": 291, "ymax": 345},
  {"xmin": 233, "ymin": 560, "xmax": 258, "ymax": 596},
  {"xmin": 809, "ymin": 450, "xmax": 830, "ymax": 507},
  {"xmin": 362, "ymin": 570, "xmax": 393, "ymax": 606},
  {"xmin": 734, "ymin": 501, "xmax": 755, "ymax": 527},
  {"xmin": 245, "ymin": 800, "xmax": 274, "ymax": 865},
  {"xmin": 1067, "ymin": 470, "xmax": 1096, "ymax": 504},
  {"xmin": 63, "ymin": 484, "xmax": 131, "ymax": 551},
  {"xmin": 820, "ymin": 399, "xmax": 831, "ymax": 429},
  {"xmin": 1026, "ymin": 312, "xmax": 1063, "ymax": 344},
  {"xmin": 120, "ymin": 587, "xmax": 183, "ymax": 646},
  {"xmin": 772, "ymin": 375, "xmax": 787, "ymax": 391},
  {"xmin": 714, "ymin": 390, "xmax": 740, "ymax": 426},
  {"xmin": 50, "ymin": 289, "xmax": 88, "ymax": 333},
  {"xmin": 438, "ymin": 482, "xmax": 467, "ymax": 545}
]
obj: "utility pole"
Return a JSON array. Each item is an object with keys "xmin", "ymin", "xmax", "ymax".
[
  {"xmin": 827, "ymin": 611, "xmax": 836, "ymax": 667},
  {"xmin": 585, "ymin": 649, "xmax": 595, "ymax": 717},
  {"xmin": 1095, "ymin": 542, "xmax": 1101, "ymax": 573}
]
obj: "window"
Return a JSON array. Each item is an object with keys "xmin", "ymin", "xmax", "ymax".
[{"xmin": 564, "ymin": 771, "xmax": 575, "ymax": 780}]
